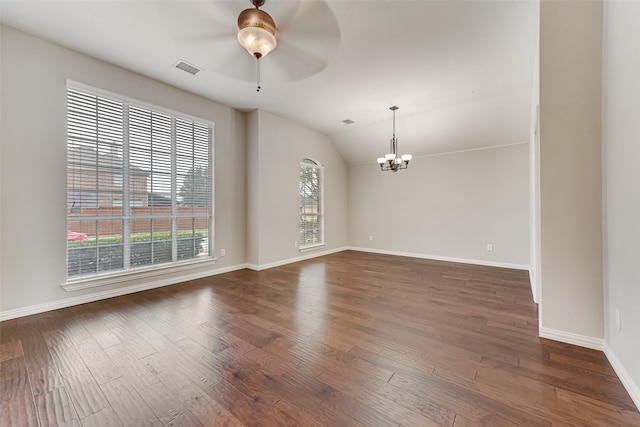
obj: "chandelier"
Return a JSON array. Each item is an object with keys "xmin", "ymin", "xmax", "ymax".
[
  {"xmin": 237, "ymin": 0, "xmax": 277, "ymax": 92},
  {"xmin": 377, "ymin": 106, "xmax": 412, "ymax": 172}
]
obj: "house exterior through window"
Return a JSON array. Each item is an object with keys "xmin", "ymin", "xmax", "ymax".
[
  {"xmin": 66, "ymin": 83, "xmax": 213, "ymax": 282},
  {"xmin": 299, "ymin": 158, "xmax": 324, "ymax": 248}
]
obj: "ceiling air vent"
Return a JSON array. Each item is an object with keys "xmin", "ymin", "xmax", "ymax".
[{"xmin": 174, "ymin": 60, "xmax": 201, "ymax": 76}]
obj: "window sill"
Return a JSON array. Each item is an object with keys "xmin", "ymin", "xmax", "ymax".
[
  {"xmin": 62, "ymin": 257, "xmax": 217, "ymax": 292},
  {"xmin": 299, "ymin": 243, "xmax": 325, "ymax": 253}
]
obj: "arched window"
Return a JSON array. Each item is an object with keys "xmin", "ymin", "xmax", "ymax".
[{"xmin": 299, "ymin": 158, "xmax": 324, "ymax": 248}]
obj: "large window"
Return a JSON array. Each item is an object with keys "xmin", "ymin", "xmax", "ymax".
[
  {"xmin": 66, "ymin": 84, "xmax": 213, "ymax": 282},
  {"xmin": 299, "ymin": 158, "xmax": 324, "ymax": 248}
]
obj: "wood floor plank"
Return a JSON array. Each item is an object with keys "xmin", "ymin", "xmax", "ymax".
[
  {"xmin": 73, "ymin": 314, "xmax": 121, "ymax": 350},
  {"xmin": 137, "ymin": 381, "xmax": 190, "ymax": 425},
  {"xmin": 62, "ymin": 373, "xmax": 110, "ymax": 420},
  {"xmin": 554, "ymin": 387, "xmax": 640, "ymax": 426},
  {"xmin": 351, "ymin": 345, "xmax": 439, "ymax": 379},
  {"xmin": 0, "ymin": 319, "xmax": 20, "ymax": 344},
  {"xmin": 80, "ymin": 407, "xmax": 123, "ymax": 427},
  {"xmin": 34, "ymin": 387, "xmax": 81, "ymax": 427},
  {"xmin": 107, "ymin": 327, "xmax": 157, "ymax": 360},
  {"xmin": 192, "ymin": 342, "xmax": 283, "ymax": 409},
  {"xmin": 178, "ymin": 323, "xmax": 230, "ymax": 355},
  {"xmin": 140, "ymin": 329, "xmax": 222, "ymax": 390},
  {"xmin": 268, "ymin": 399, "xmax": 326, "ymax": 427},
  {"xmin": 103, "ymin": 343, "xmax": 159, "ymax": 392},
  {"xmin": 41, "ymin": 329, "xmax": 110, "ymax": 420},
  {"xmin": 141, "ymin": 351, "xmax": 244, "ymax": 427},
  {"xmin": 0, "ymin": 357, "xmax": 39, "ymax": 427},
  {"xmin": 162, "ymin": 409, "xmax": 205, "ymax": 427},
  {"xmin": 100, "ymin": 377, "xmax": 162, "ymax": 427},
  {"xmin": 483, "ymin": 352, "xmax": 637, "ymax": 412},
  {"xmin": 73, "ymin": 338, "xmax": 121, "ymax": 386},
  {"xmin": 19, "ymin": 326, "xmax": 65, "ymax": 397},
  {"xmin": 205, "ymin": 379, "xmax": 281, "ymax": 427},
  {"xmin": 1, "ymin": 251, "xmax": 638, "ymax": 427},
  {"xmin": 41, "ymin": 329, "xmax": 90, "ymax": 380},
  {"xmin": 319, "ymin": 364, "xmax": 456, "ymax": 426},
  {"xmin": 0, "ymin": 340, "xmax": 24, "ymax": 363},
  {"xmin": 391, "ymin": 367, "xmax": 551, "ymax": 426},
  {"xmin": 316, "ymin": 367, "xmax": 443, "ymax": 427},
  {"xmin": 271, "ymin": 370, "xmax": 372, "ymax": 427}
]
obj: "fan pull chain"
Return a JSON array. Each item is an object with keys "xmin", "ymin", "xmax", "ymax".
[{"xmin": 256, "ymin": 57, "xmax": 261, "ymax": 92}]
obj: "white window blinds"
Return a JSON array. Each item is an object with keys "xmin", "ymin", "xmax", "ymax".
[
  {"xmin": 299, "ymin": 158, "xmax": 324, "ymax": 247},
  {"xmin": 66, "ymin": 84, "xmax": 213, "ymax": 281}
]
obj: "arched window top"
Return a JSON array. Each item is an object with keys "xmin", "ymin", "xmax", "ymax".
[{"xmin": 301, "ymin": 158, "xmax": 323, "ymax": 168}]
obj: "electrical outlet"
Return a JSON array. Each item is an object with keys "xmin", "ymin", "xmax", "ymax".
[
  {"xmin": 220, "ymin": 248, "xmax": 226, "ymax": 257},
  {"xmin": 369, "ymin": 235, "xmax": 374, "ymax": 241},
  {"xmin": 615, "ymin": 309, "xmax": 621, "ymax": 331},
  {"xmin": 294, "ymin": 241, "xmax": 298, "ymax": 248},
  {"xmin": 487, "ymin": 244, "xmax": 493, "ymax": 252}
]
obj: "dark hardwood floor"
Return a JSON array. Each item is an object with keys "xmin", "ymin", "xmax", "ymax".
[{"xmin": 1, "ymin": 251, "xmax": 639, "ymax": 426}]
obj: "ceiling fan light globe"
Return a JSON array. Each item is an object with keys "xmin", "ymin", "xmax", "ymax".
[
  {"xmin": 385, "ymin": 153, "xmax": 396, "ymax": 161},
  {"xmin": 377, "ymin": 157, "xmax": 386, "ymax": 165},
  {"xmin": 237, "ymin": 6, "xmax": 277, "ymax": 58},
  {"xmin": 401, "ymin": 154, "xmax": 412, "ymax": 161},
  {"xmin": 238, "ymin": 27, "xmax": 277, "ymax": 58}
]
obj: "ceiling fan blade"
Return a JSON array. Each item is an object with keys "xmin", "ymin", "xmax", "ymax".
[
  {"xmin": 157, "ymin": 0, "xmax": 238, "ymax": 42},
  {"xmin": 178, "ymin": 36, "xmax": 257, "ymax": 82},
  {"xmin": 157, "ymin": 1, "xmax": 255, "ymax": 81},
  {"xmin": 210, "ymin": 47, "xmax": 257, "ymax": 83},
  {"xmin": 277, "ymin": 0, "xmax": 341, "ymax": 58},
  {"xmin": 268, "ymin": 39, "xmax": 328, "ymax": 82},
  {"xmin": 267, "ymin": 0, "xmax": 340, "ymax": 81}
]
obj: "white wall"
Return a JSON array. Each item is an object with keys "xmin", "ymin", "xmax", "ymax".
[
  {"xmin": 0, "ymin": 25, "xmax": 247, "ymax": 318},
  {"xmin": 602, "ymin": 0, "xmax": 640, "ymax": 407},
  {"xmin": 246, "ymin": 110, "xmax": 349, "ymax": 268},
  {"xmin": 246, "ymin": 110, "xmax": 260, "ymax": 266},
  {"xmin": 0, "ymin": 29, "xmax": 3, "ymax": 307},
  {"xmin": 349, "ymin": 144, "xmax": 530, "ymax": 268},
  {"xmin": 529, "ymin": 7, "xmax": 541, "ymax": 303},
  {"xmin": 538, "ymin": 0, "xmax": 604, "ymax": 345}
]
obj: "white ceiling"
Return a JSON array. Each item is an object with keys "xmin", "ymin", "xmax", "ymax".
[{"xmin": 0, "ymin": 0, "xmax": 539, "ymax": 165}]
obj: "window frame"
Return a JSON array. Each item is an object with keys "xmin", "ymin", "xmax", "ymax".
[
  {"xmin": 64, "ymin": 81, "xmax": 215, "ymax": 290},
  {"xmin": 298, "ymin": 158, "xmax": 325, "ymax": 250}
]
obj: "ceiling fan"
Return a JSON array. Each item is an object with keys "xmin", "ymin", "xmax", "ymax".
[{"xmin": 158, "ymin": 0, "xmax": 341, "ymax": 90}]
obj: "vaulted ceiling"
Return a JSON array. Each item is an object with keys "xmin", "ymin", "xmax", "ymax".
[{"xmin": 0, "ymin": 0, "xmax": 539, "ymax": 165}]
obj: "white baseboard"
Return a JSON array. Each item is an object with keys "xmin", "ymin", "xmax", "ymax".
[
  {"xmin": 538, "ymin": 326, "xmax": 604, "ymax": 351},
  {"xmin": 604, "ymin": 344, "xmax": 640, "ymax": 411},
  {"xmin": 528, "ymin": 268, "xmax": 540, "ymax": 304},
  {"xmin": 246, "ymin": 246, "xmax": 348, "ymax": 271},
  {"xmin": 347, "ymin": 246, "xmax": 530, "ymax": 271},
  {"xmin": 0, "ymin": 263, "xmax": 248, "ymax": 321}
]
